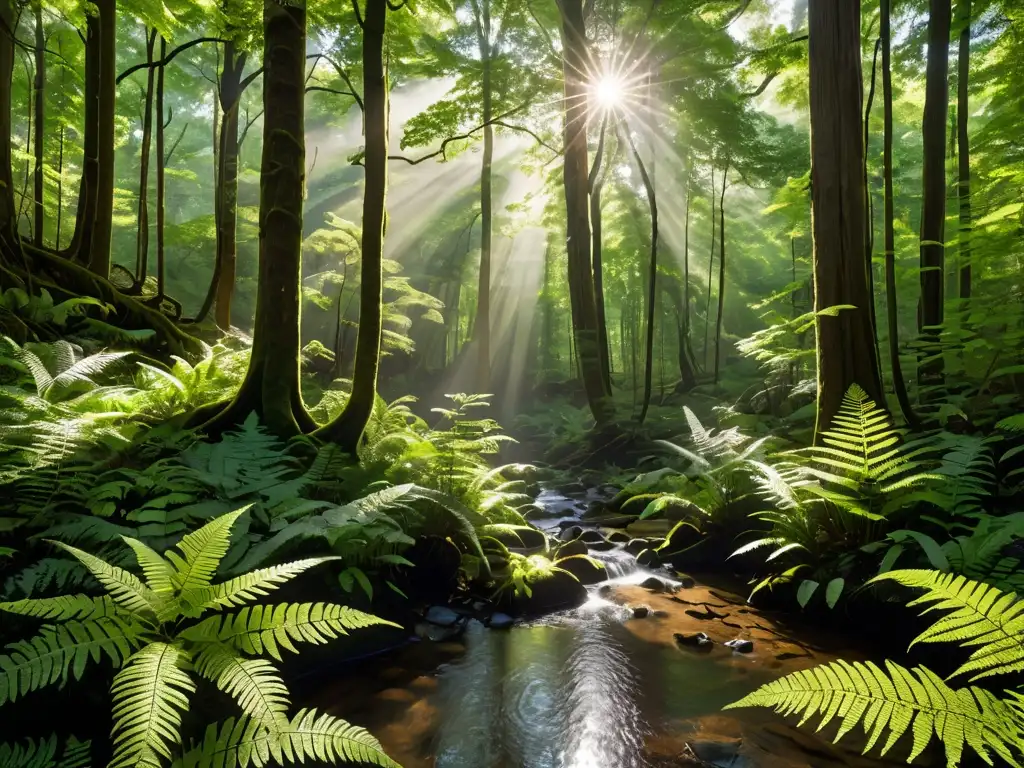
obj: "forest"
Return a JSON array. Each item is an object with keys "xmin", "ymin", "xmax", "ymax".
[{"xmin": 0, "ymin": 0, "xmax": 1023, "ymax": 765}]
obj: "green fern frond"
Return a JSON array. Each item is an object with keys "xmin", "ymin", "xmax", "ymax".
[
  {"xmin": 0, "ymin": 736, "xmax": 91, "ymax": 768},
  {"xmin": 174, "ymin": 709, "xmax": 400, "ymax": 768},
  {"xmin": 109, "ymin": 642, "xmax": 195, "ymax": 768},
  {"xmin": 192, "ymin": 644, "xmax": 289, "ymax": 729},
  {"xmin": 188, "ymin": 557, "xmax": 341, "ymax": 611},
  {"xmin": 166, "ymin": 509, "xmax": 248, "ymax": 594},
  {"xmin": 725, "ymin": 659, "xmax": 1022, "ymax": 767},
  {"xmin": 871, "ymin": 569, "xmax": 1024, "ymax": 681},
  {"xmin": 0, "ymin": 617, "xmax": 146, "ymax": 705},
  {"xmin": 0, "ymin": 595, "xmax": 124, "ymax": 622},
  {"xmin": 46, "ymin": 541, "xmax": 156, "ymax": 615},
  {"xmin": 179, "ymin": 603, "xmax": 399, "ymax": 662},
  {"xmin": 121, "ymin": 538, "xmax": 176, "ymax": 595}
]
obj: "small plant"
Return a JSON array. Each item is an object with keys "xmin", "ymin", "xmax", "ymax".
[
  {"xmin": 726, "ymin": 569, "xmax": 1024, "ymax": 767},
  {"xmin": 0, "ymin": 508, "xmax": 400, "ymax": 768}
]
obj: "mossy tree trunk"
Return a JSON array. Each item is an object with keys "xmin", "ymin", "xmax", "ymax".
[
  {"xmin": 316, "ymin": 0, "xmax": 388, "ymax": 449},
  {"xmin": 556, "ymin": 0, "xmax": 614, "ymax": 425},
  {"xmin": 956, "ymin": 0, "xmax": 971, "ymax": 300},
  {"xmin": 156, "ymin": 36, "xmax": 167, "ymax": 299},
  {"xmin": 205, "ymin": 0, "xmax": 313, "ymax": 437},
  {"xmin": 882, "ymin": 0, "xmax": 919, "ymax": 428},
  {"xmin": 214, "ymin": 41, "xmax": 247, "ymax": 330},
  {"xmin": 135, "ymin": 29, "xmax": 157, "ymax": 284},
  {"xmin": 809, "ymin": 0, "xmax": 884, "ymax": 436},
  {"xmin": 0, "ymin": 0, "xmax": 16, "ymax": 262},
  {"xmin": 32, "ymin": 1, "xmax": 44, "ymax": 247},
  {"xmin": 918, "ymin": 0, "xmax": 951, "ymax": 384}
]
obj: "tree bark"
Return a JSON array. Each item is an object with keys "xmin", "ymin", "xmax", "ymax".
[
  {"xmin": 66, "ymin": 6, "xmax": 100, "ymax": 262},
  {"xmin": 0, "ymin": 0, "xmax": 16, "ymax": 264},
  {"xmin": 808, "ymin": 0, "xmax": 884, "ymax": 435},
  {"xmin": 135, "ymin": 28, "xmax": 156, "ymax": 284},
  {"xmin": 918, "ymin": 0, "xmax": 951, "ymax": 382},
  {"xmin": 556, "ymin": 0, "xmax": 614, "ymax": 425},
  {"xmin": 88, "ymin": 0, "xmax": 116, "ymax": 276},
  {"xmin": 956, "ymin": 0, "xmax": 971, "ymax": 300},
  {"xmin": 156, "ymin": 36, "xmax": 167, "ymax": 299},
  {"xmin": 32, "ymin": 1, "xmax": 44, "ymax": 247},
  {"xmin": 316, "ymin": 0, "xmax": 389, "ymax": 448},
  {"xmin": 589, "ymin": 115, "xmax": 612, "ymax": 392},
  {"xmin": 206, "ymin": 0, "xmax": 310, "ymax": 437},
  {"xmin": 627, "ymin": 130, "xmax": 658, "ymax": 424},
  {"xmin": 703, "ymin": 167, "xmax": 716, "ymax": 368},
  {"xmin": 714, "ymin": 160, "xmax": 728, "ymax": 385},
  {"xmin": 676, "ymin": 169, "xmax": 697, "ymax": 391},
  {"xmin": 474, "ymin": 0, "xmax": 492, "ymax": 393},
  {"xmin": 882, "ymin": 0, "xmax": 919, "ymax": 428},
  {"xmin": 215, "ymin": 41, "xmax": 246, "ymax": 328}
]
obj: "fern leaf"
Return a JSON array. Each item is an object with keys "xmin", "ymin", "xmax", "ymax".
[
  {"xmin": 188, "ymin": 557, "xmax": 341, "ymax": 611},
  {"xmin": 0, "ymin": 595, "xmax": 125, "ymax": 622},
  {"xmin": 173, "ymin": 710, "xmax": 400, "ymax": 768},
  {"xmin": 871, "ymin": 569, "xmax": 1024, "ymax": 681},
  {"xmin": 0, "ymin": 617, "xmax": 145, "ymax": 705},
  {"xmin": 165, "ymin": 509, "xmax": 247, "ymax": 594},
  {"xmin": 121, "ymin": 538, "xmax": 176, "ymax": 595},
  {"xmin": 725, "ymin": 658, "xmax": 1022, "ymax": 767},
  {"xmin": 47, "ymin": 541, "xmax": 157, "ymax": 615},
  {"xmin": 0, "ymin": 736, "xmax": 92, "ymax": 768},
  {"xmin": 109, "ymin": 642, "xmax": 195, "ymax": 768},
  {"xmin": 192, "ymin": 645, "xmax": 289, "ymax": 729},
  {"xmin": 178, "ymin": 603, "xmax": 399, "ymax": 662}
]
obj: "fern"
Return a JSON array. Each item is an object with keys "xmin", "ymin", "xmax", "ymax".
[
  {"xmin": 725, "ymin": 659, "xmax": 1021, "ymax": 767},
  {"xmin": 0, "ymin": 510, "xmax": 400, "ymax": 768},
  {"xmin": 872, "ymin": 569, "xmax": 1024, "ymax": 681},
  {"xmin": 0, "ymin": 736, "xmax": 91, "ymax": 768}
]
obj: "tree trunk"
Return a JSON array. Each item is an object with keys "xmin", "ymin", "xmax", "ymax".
[
  {"xmin": 676, "ymin": 169, "xmax": 697, "ymax": 391},
  {"xmin": 956, "ymin": 0, "xmax": 971, "ymax": 300},
  {"xmin": 32, "ymin": 1, "xmax": 45, "ymax": 247},
  {"xmin": 215, "ymin": 42, "xmax": 246, "ymax": 328},
  {"xmin": 474, "ymin": 1, "xmax": 492, "ymax": 393},
  {"xmin": 556, "ymin": 0, "xmax": 614, "ymax": 425},
  {"xmin": 881, "ymin": 0, "xmax": 919, "ymax": 428},
  {"xmin": 714, "ymin": 160, "xmax": 728, "ymax": 385},
  {"xmin": 918, "ymin": 0, "xmax": 951, "ymax": 382},
  {"xmin": 703, "ymin": 167, "xmax": 716, "ymax": 368},
  {"xmin": 88, "ymin": 0, "xmax": 116, "ymax": 276},
  {"xmin": 627, "ymin": 131, "xmax": 658, "ymax": 424},
  {"xmin": 135, "ymin": 28, "xmax": 156, "ymax": 284},
  {"xmin": 66, "ymin": 8, "xmax": 100, "ymax": 261},
  {"xmin": 206, "ymin": 0, "xmax": 310, "ymax": 437},
  {"xmin": 156, "ymin": 36, "xmax": 167, "ymax": 299},
  {"xmin": 0, "ymin": 0, "xmax": 16, "ymax": 266},
  {"xmin": 808, "ymin": 0, "xmax": 884, "ymax": 435},
  {"xmin": 316, "ymin": 0, "xmax": 388, "ymax": 448},
  {"xmin": 589, "ymin": 117, "xmax": 612, "ymax": 392}
]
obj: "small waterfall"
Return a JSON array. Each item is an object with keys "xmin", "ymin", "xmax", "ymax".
[{"xmin": 588, "ymin": 548, "xmax": 640, "ymax": 581}]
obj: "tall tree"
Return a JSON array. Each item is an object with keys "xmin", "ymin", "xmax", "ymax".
[
  {"xmin": 31, "ymin": 0, "xmax": 44, "ymax": 247},
  {"xmin": 135, "ymin": 28, "xmax": 157, "ymax": 284},
  {"xmin": 919, "ymin": 0, "xmax": 951, "ymax": 382},
  {"xmin": 589, "ymin": 116, "xmax": 613, "ymax": 392},
  {"xmin": 808, "ymin": 0, "xmax": 884, "ymax": 434},
  {"xmin": 89, "ymin": 0, "xmax": 116, "ymax": 276},
  {"xmin": 714, "ymin": 159, "xmax": 728, "ymax": 385},
  {"xmin": 0, "ymin": 0, "xmax": 15, "ymax": 262},
  {"xmin": 317, "ymin": 0, "xmax": 389, "ymax": 449},
  {"xmin": 555, "ymin": 0, "xmax": 614, "ymax": 425},
  {"xmin": 208, "ymin": 0, "xmax": 311, "ymax": 436},
  {"xmin": 472, "ymin": 0, "xmax": 493, "ymax": 393},
  {"xmin": 155, "ymin": 37, "xmax": 167, "ymax": 299},
  {"xmin": 956, "ymin": 0, "xmax": 972, "ymax": 300},
  {"xmin": 881, "ymin": 0, "xmax": 919, "ymax": 427}
]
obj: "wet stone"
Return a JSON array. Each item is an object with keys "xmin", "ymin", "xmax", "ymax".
[
  {"xmin": 488, "ymin": 613, "xmax": 515, "ymax": 630},
  {"xmin": 424, "ymin": 606, "xmax": 460, "ymax": 627},
  {"xmin": 725, "ymin": 639, "xmax": 754, "ymax": 653},
  {"xmin": 640, "ymin": 575, "xmax": 673, "ymax": 592},
  {"xmin": 674, "ymin": 631, "xmax": 714, "ymax": 650},
  {"xmin": 630, "ymin": 604, "xmax": 652, "ymax": 619},
  {"xmin": 559, "ymin": 525, "xmax": 584, "ymax": 542}
]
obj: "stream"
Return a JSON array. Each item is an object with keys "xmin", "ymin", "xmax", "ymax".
[{"xmin": 311, "ymin": 489, "xmax": 920, "ymax": 768}]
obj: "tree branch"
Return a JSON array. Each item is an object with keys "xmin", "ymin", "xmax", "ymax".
[
  {"xmin": 351, "ymin": 0, "xmax": 365, "ymax": 28},
  {"xmin": 382, "ymin": 103, "xmax": 533, "ymax": 165},
  {"xmin": 493, "ymin": 121, "xmax": 562, "ymax": 156},
  {"xmin": 117, "ymin": 37, "xmax": 228, "ymax": 84},
  {"xmin": 742, "ymin": 71, "xmax": 777, "ymax": 98},
  {"xmin": 306, "ymin": 53, "xmax": 363, "ymax": 112}
]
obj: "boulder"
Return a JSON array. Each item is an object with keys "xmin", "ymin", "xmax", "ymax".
[
  {"xmin": 587, "ymin": 539, "xmax": 617, "ymax": 552},
  {"xmin": 519, "ymin": 503, "xmax": 548, "ymax": 521},
  {"xmin": 554, "ymin": 555, "xmax": 607, "ymax": 585},
  {"xmin": 488, "ymin": 613, "xmax": 515, "ymax": 630},
  {"xmin": 624, "ymin": 538, "xmax": 651, "ymax": 556},
  {"xmin": 675, "ymin": 573, "xmax": 696, "ymax": 589},
  {"xmin": 424, "ymin": 606, "xmax": 460, "ymax": 627},
  {"xmin": 629, "ymin": 604, "xmax": 651, "ymax": 619},
  {"xmin": 625, "ymin": 519, "xmax": 674, "ymax": 538},
  {"xmin": 579, "ymin": 529, "xmax": 606, "ymax": 544},
  {"xmin": 605, "ymin": 530, "xmax": 631, "ymax": 544},
  {"xmin": 490, "ymin": 525, "xmax": 548, "ymax": 551},
  {"xmin": 636, "ymin": 549, "xmax": 661, "ymax": 568},
  {"xmin": 725, "ymin": 638, "xmax": 754, "ymax": 653},
  {"xmin": 559, "ymin": 525, "xmax": 584, "ymax": 542},
  {"xmin": 674, "ymin": 631, "xmax": 714, "ymax": 650},
  {"xmin": 640, "ymin": 575, "xmax": 673, "ymax": 593},
  {"xmin": 554, "ymin": 539, "xmax": 588, "ymax": 558},
  {"xmin": 507, "ymin": 568, "xmax": 587, "ymax": 616}
]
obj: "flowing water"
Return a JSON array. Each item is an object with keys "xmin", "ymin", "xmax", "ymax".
[{"xmin": 311, "ymin": 489, "xmax": 912, "ymax": 768}]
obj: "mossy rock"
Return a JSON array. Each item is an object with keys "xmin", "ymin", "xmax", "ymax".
[
  {"xmin": 619, "ymin": 494, "xmax": 662, "ymax": 517},
  {"xmin": 518, "ymin": 503, "xmax": 549, "ymax": 521},
  {"xmin": 486, "ymin": 524, "xmax": 549, "ymax": 552},
  {"xmin": 626, "ymin": 519, "xmax": 674, "ymax": 537},
  {"xmin": 555, "ymin": 539, "xmax": 588, "ymax": 558},
  {"xmin": 554, "ymin": 555, "xmax": 607, "ymax": 585},
  {"xmin": 658, "ymin": 521, "xmax": 704, "ymax": 555},
  {"xmin": 504, "ymin": 568, "xmax": 587, "ymax": 616}
]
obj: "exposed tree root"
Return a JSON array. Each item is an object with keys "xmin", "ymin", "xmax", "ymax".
[{"xmin": 2, "ymin": 242, "xmax": 205, "ymax": 359}]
